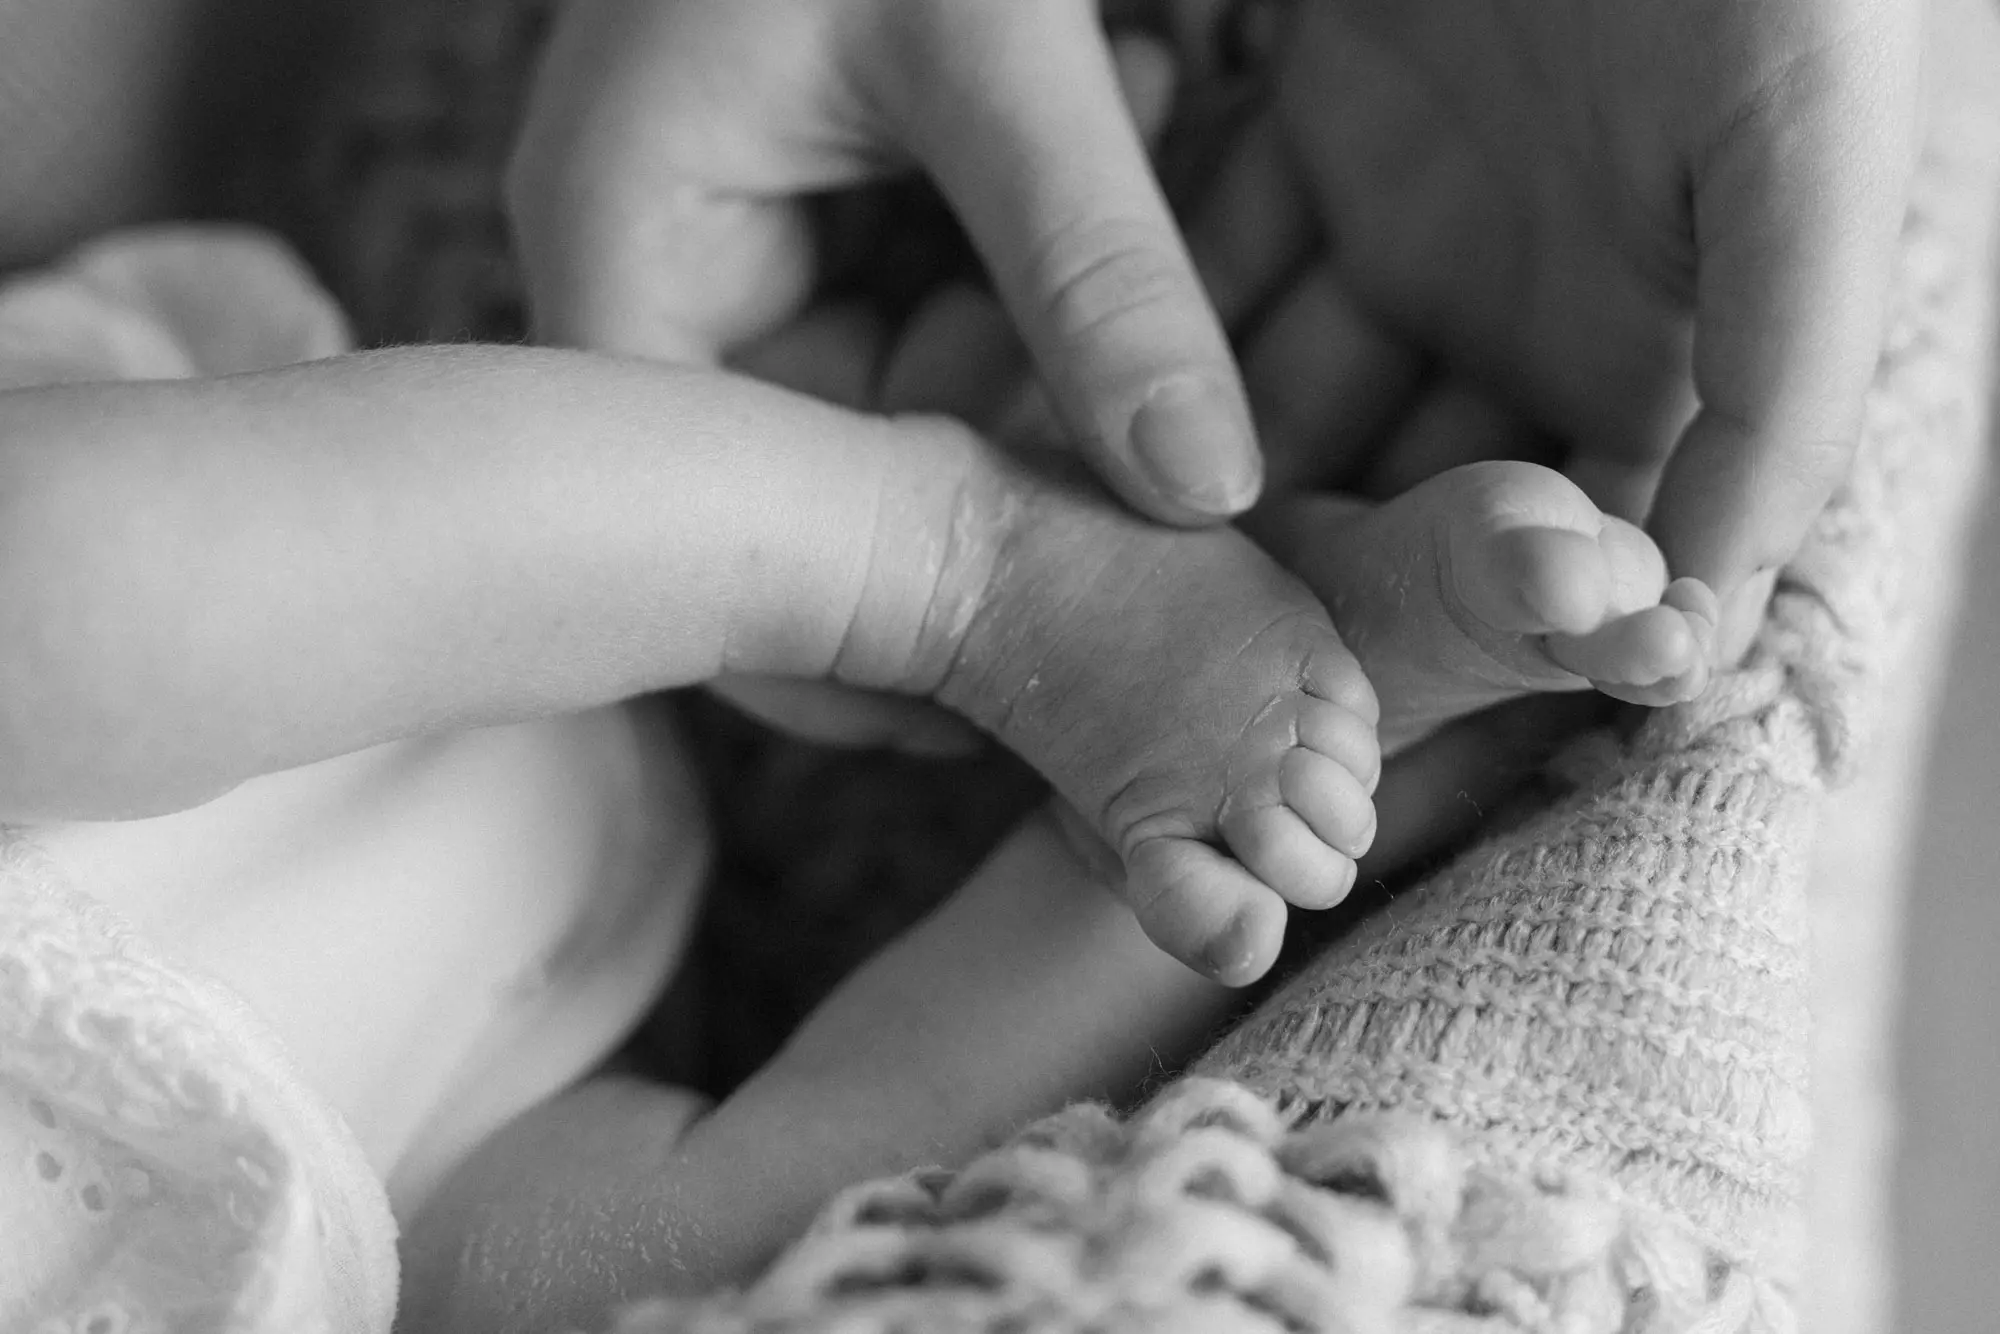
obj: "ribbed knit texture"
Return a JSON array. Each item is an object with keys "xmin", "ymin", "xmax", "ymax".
[{"xmin": 0, "ymin": 837, "xmax": 400, "ymax": 1334}]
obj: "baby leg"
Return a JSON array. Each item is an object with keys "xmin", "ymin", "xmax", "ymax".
[
  {"xmin": 395, "ymin": 804, "xmax": 1235, "ymax": 1334},
  {"xmin": 1251, "ymin": 459, "xmax": 1718, "ymax": 755}
]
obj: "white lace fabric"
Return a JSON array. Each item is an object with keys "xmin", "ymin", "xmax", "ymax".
[{"xmin": 0, "ymin": 837, "xmax": 398, "ymax": 1334}]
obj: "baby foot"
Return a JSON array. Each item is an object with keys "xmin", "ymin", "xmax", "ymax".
[
  {"xmin": 1250, "ymin": 460, "xmax": 1717, "ymax": 755},
  {"xmin": 927, "ymin": 457, "xmax": 1382, "ymax": 988}
]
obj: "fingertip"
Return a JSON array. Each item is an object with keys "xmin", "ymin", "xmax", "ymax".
[{"xmin": 1127, "ymin": 375, "xmax": 1265, "ymax": 520}]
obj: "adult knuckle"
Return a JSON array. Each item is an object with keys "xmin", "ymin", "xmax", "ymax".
[{"xmin": 1028, "ymin": 216, "xmax": 1194, "ymax": 345}]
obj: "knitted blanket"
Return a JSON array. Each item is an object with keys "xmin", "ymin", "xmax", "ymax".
[{"xmin": 274, "ymin": 4, "xmax": 2000, "ymax": 1330}]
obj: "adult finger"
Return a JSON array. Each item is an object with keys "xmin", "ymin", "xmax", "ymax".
[
  {"xmin": 959, "ymin": 30, "xmax": 1188, "ymax": 458},
  {"xmin": 1357, "ymin": 377, "xmax": 1555, "ymax": 502},
  {"xmin": 879, "ymin": 285, "xmax": 1030, "ymax": 428},
  {"xmin": 0, "ymin": 269, "xmax": 196, "ymax": 387},
  {"xmin": 1648, "ymin": 14, "xmax": 1919, "ymax": 634},
  {"xmin": 1237, "ymin": 262, "xmax": 1424, "ymax": 492},
  {"xmin": 881, "ymin": 1, "xmax": 1261, "ymax": 524},
  {"xmin": 506, "ymin": 0, "xmax": 835, "ymax": 362},
  {"xmin": 1179, "ymin": 112, "xmax": 1320, "ymax": 338},
  {"xmin": 728, "ymin": 303, "xmax": 890, "ymax": 412},
  {"xmin": 1169, "ymin": 0, "xmax": 1296, "ymax": 84},
  {"xmin": 65, "ymin": 225, "xmax": 352, "ymax": 374}
]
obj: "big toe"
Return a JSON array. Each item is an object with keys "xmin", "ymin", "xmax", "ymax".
[
  {"xmin": 1596, "ymin": 515, "xmax": 1671, "ymax": 614},
  {"xmin": 1126, "ymin": 836, "xmax": 1291, "ymax": 987},
  {"xmin": 1444, "ymin": 465, "xmax": 1673, "ymax": 644},
  {"xmin": 1457, "ymin": 525, "xmax": 1613, "ymax": 637},
  {"xmin": 1435, "ymin": 464, "xmax": 1638, "ymax": 651}
]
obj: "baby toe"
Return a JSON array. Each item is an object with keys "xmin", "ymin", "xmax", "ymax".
[
  {"xmin": 1297, "ymin": 698, "xmax": 1381, "ymax": 794},
  {"xmin": 1125, "ymin": 837, "xmax": 1290, "ymax": 986},
  {"xmin": 1299, "ymin": 636, "xmax": 1379, "ymax": 726},
  {"xmin": 1547, "ymin": 604, "xmax": 1702, "ymax": 690},
  {"xmin": 1662, "ymin": 576, "xmax": 1721, "ymax": 654},
  {"xmin": 1221, "ymin": 802, "xmax": 1361, "ymax": 913},
  {"xmin": 1598, "ymin": 659, "xmax": 1711, "ymax": 707},
  {"xmin": 1594, "ymin": 516, "xmax": 1671, "ymax": 616},
  {"xmin": 1279, "ymin": 747, "xmax": 1376, "ymax": 856},
  {"xmin": 1460, "ymin": 525, "xmax": 1614, "ymax": 638}
]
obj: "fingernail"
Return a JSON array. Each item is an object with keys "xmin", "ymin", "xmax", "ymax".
[
  {"xmin": 1130, "ymin": 377, "xmax": 1262, "ymax": 516},
  {"xmin": 1201, "ymin": 911, "xmax": 1265, "ymax": 986}
]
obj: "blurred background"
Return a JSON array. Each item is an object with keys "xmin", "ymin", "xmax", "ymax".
[{"xmin": 1902, "ymin": 452, "xmax": 2000, "ymax": 1330}]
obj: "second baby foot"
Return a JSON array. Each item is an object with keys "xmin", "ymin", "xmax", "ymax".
[
  {"xmin": 1250, "ymin": 459, "xmax": 1718, "ymax": 756},
  {"xmin": 924, "ymin": 458, "xmax": 1383, "ymax": 988}
]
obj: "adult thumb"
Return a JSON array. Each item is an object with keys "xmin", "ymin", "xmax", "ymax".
[{"xmin": 885, "ymin": 2, "xmax": 1262, "ymax": 524}]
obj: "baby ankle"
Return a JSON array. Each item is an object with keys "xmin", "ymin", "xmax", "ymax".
[
  {"xmin": 841, "ymin": 420, "xmax": 1026, "ymax": 704},
  {"xmin": 923, "ymin": 454, "xmax": 1101, "ymax": 736}
]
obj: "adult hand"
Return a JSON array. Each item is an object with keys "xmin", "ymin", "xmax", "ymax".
[
  {"xmin": 1173, "ymin": 0, "xmax": 1920, "ymax": 645},
  {"xmin": 509, "ymin": 0, "xmax": 1261, "ymax": 525}
]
